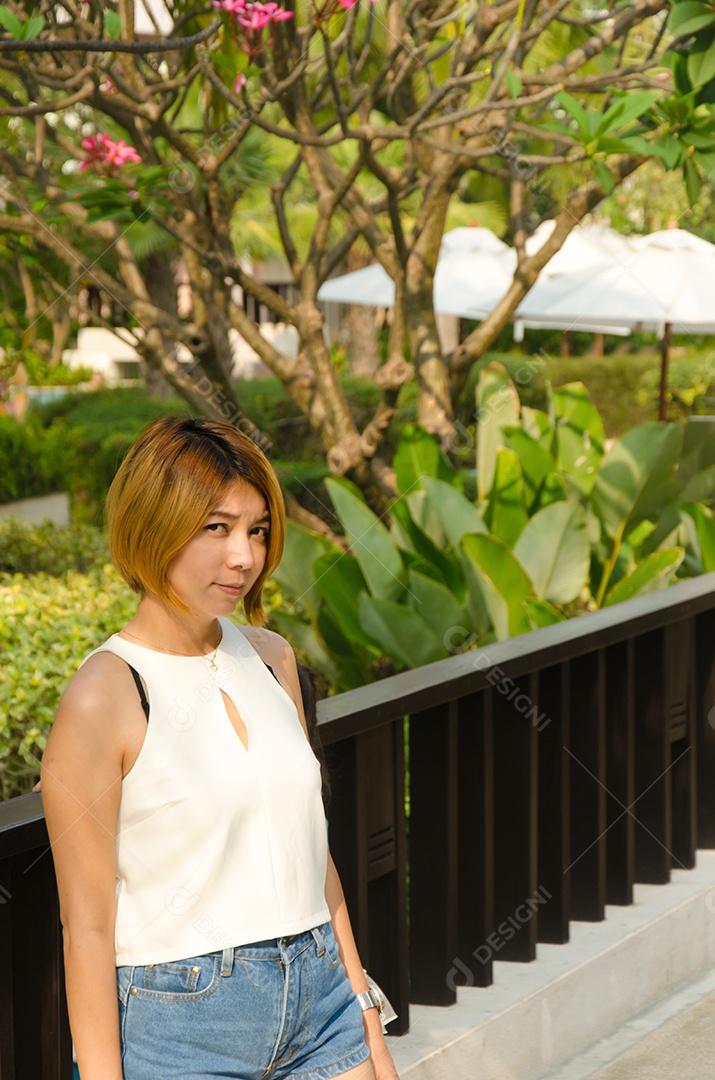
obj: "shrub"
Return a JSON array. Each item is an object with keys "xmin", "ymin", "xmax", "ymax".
[{"xmin": 0, "ymin": 518, "xmax": 109, "ymax": 575}]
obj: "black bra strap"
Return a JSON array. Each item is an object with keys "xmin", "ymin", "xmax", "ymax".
[{"xmin": 126, "ymin": 663, "xmax": 150, "ymax": 721}]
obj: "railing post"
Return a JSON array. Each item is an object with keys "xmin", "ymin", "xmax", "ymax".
[
  {"xmin": 569, "ymin": 651, "xmax": 607, "ymax": 920},
  {"xmin": 409, "ymin": 702, "xmax": 459, "ymax": 1004},
  {"xmin": 455, "ymin": 689, "xmax": 494, "ymax": 988},
  {"xmin": 668, "ymin": 621, "xmax": 697, "ymax": 870},
  {"xmin": 605, "ymin": 640, "xmax": 636, "ymax": 905},
  {"xmin": 634, "ymin": 630, "xmax": 672, "ymax": 883},
  {"xmin": 492, "ymin": 672, "xmax": 539, "ymax": 961},
  {"xmin": 537, "ymin": 664, "xmax": 570, "ymax": 943},
  {"xmin": 696, "ymin": 608, "xmax": 715, "ymax": 845}
]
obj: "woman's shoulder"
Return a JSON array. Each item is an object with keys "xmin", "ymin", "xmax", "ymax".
[
  {"xmin": 57, "ymin": 648, "xmax": 144, "ymax": 730},
  {"xmin": 239, "ymin": 624, "xmax": 295, "ymax": 668}
]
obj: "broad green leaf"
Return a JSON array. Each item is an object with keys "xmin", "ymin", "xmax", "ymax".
[
  {"xmin": 596, "ymin": 91, "xmax": 660, "ymax": 132},
  {"xmin": 505, "ymin": 71, "xmax": 523, "ymax": 98},
  {"xmin": 521, "ymin": 406, "xmax": 555, "ymax": 455},
  {"xmin": 316, "ymin": 606, "xmax": 375, "ymax": 690},
  {"xmin": 271, "ymin": 520, "xmax": 333, "ymax": 621},
  {"xmin": 552, "ymin": 382, "xmax": 605, "ymax": 493},
  {"xmin": 514, "ymin": 501, "xmax": 590, "ymax": 604},
  {"xmin": 269, "ymin": 610, "xmax": 339, "ymax": 684},
  {"xmin": 476, "ymin": 363, "xmax": 520, "ymax": 500},
  {"xmin": 421, "ymin": 475, "xmax": 487, "ymax": 550},
  {"xmin": 669, "ymin": 1, "xmax": 715, "ymax": 35},
  {"xmin": 104, "ymin": 10, "xmax": 122, "ymax": 39},
  {"xmin": 593, "ymin": 161, "xmax": 615, "ymax": 193},
  {"xmin": 485, "ymin": 448, "xmax": 528, "ymax": 547},
  {"xmin": 688, "ymin": 28, "xmax": 715, "ymax": 88},
  {"xmin": 523, "ymin": 598, "xmax": 565, "ymax": 630},
  {"xmin": 393, "ymin": 424, "xmax": 458, "ymax": 496},
  {"xmin": 682, "ymin": 503, "xmax": 715, "ymax": 572},
  {"xmin": 534, "ymin": 472, "xmax": 567, "ymax": 510},
  {"xmin": 0, "ymin": 7, "xmax": 23, "ymax": 36},
  {"xmin": 461, "ymin": 533, "xmax": 534, "ymax": 638},
  {"xmin": 405, "ymin": 490, "xmax": 446, "ymax": 548},
  {"xmin": 556, "ymin": 91, "xmax": 594, "ymax": 135},
  {"xmin": 604, "ymin": 549, "xmax": 685, "ymax": 607},
  {"xmin": 326, "ymin": 479, "xmax": 406, "ymax": 602},
  {"xmin": 592, "ymin": 423, "xmax": 683, "ymax": 542},
  {"xmin": 684, "ymin": 155, "xmax": 703, "ymax": 205},
  {"xmin": 358, "ymin": 594, "xmax": 444, "ymax": 668},
  {"xmin": 679, "ymin": 416, "xmax": 715, "ymax": 487},
  {"xmin": 390, "ymin": 497, "xmax": 465, "ymax": 595},
  {"xmin": 406, "ymin": 570, "xmax": 468, "ymax": 651},
  {"xmin": 23, "ymin": 15, "xmax": 45, "ymax": 40},
  {"xmin": 312, "ymin": 552, "xmax": 375, "ymax": 648},
  {"xmin": 502, "ymin": 426, "xmax": 554, "ymax": 509},
  {"xmin": 654, "ymin": 134, "xmax": 684, "ymax": 170}
]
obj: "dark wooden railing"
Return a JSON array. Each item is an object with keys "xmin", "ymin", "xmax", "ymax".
[{"xmin": 3, "ymin": 572, "xmax": 715, "ymax": 1074}]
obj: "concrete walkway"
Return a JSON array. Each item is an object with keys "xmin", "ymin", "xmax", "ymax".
[
  {"xmin": 591, "ymin": 994, "xmax": 715, "ymax": 1080},
  {"xmin": 543, "ymin": 965, "xmax": 715, "ymax": 1080}
]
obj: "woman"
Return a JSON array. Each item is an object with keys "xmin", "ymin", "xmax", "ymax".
[{"xmin": 42, "ymin": 416, "xmax": 399, "ymax": 1080}]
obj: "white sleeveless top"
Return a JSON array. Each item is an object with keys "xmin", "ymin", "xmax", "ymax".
[{"xmin": 86, "ymin": 619, "xmax": 330, "ymax": 966}]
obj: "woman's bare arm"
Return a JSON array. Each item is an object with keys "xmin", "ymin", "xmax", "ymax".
[{"xmin": 41, "ymin": 654, "xmax": 144, "ymax": 1080}]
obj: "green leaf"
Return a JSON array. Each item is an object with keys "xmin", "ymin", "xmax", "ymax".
[
  {"xmin": 523, "ymin": 598, "xmax": 565, "ymax": 630},
  {"xmin": 104, "ymin": 10, "xmax": 122, "ymax": 39},
  {"xmin": 597, "ymin": 91, "xmax": 661, "ymax": 132},
  {"xmin": 505, "ymin": 71, "xmax": 523, "ymax": 98},
  {"xmin": 687, "ymin": 28, "xmax": 715, "ymax": 87},
  {"xmin": 358, "ymin": 594, "xmax": 444, "ymax": 668},
  {"xmin": 270, "ymin": 520, "xmax": 333, "ymax": 622},
  {"xmin": 0, "ymin": 7, "xmax": 24, "ymax": 37},
  {"xmin": 312, "ymin": 551, "xmax": 376, "ymax": 648},
  {"xmin": 669, "ymin": 1, "xmax": 715, "ymax": 36},
  {"xmin": 502, "ymin": 426, "xmax": 554, "ymax": 509},
  {"xmin": 593, "ymin": 161, "xmax": 615, "ymax": 192},
  {"xmin": 534, "ymin": 472, "xmax": 567, "ymax": 510},
  {"xmin": 406, "ymin": 569, "xmax": 468, "ymax": 651},
  {"xmin": 654, "ymin": 134, "xmax": 685, "ymax": 170},
  {"xmin": 476, "ymin": 363, "xmax": 520, "ymax": 500},
  {"xmin": 556, "ymin": 91, "xmax": 593, "ymax": 136},
  {"xmin": 514, "ymin": 501, "xmax": 590, "ymax": 604},
  {"xmin": 393, "ymin": 424, "xmax": 458, "ymax": 495},
  {"xmin": 684, "ymin": 155, "xmax": 703, "ymax": 205},
  {"xmin": 520, "ymin": 406, "xmax": 554, "ymax": 455},
  {"xmin": 390, "ymin": 498, "xmax": 465, "ymax": 596},
  {"xmin": 22, "ymin": 15, "xmax": 45, "ymax": 41},
  {"xmin": 269, "ymin": 610, "xmax": 339, "ymax": 684},
  {"xmin": 420, "ymin": 475, "xmax": 487, "ymax": 550},
  {"xmin": 682, "ymin": 503, "xmax": 715, "ymax": 572},
  {"xmin": 485, "ymin": 448, "xmax": 528, "ymax": 547},
  {"xmin": 592, "ymin": 423, "xmax": 683, "ymax": 542},
  {"xmin": 326, "ymin": 479, "xmax": 406, "ymax": 602},
  {"xmin": 552, "ymin": 382, "xmax": 605, "ymax": 493},
  {"xmin": 604, "ymin": 549, "xmax": 685, "ymax": 607},
  {"xmin": 461, "ymin": 533, "xmax": 534, "ymax": 638}
]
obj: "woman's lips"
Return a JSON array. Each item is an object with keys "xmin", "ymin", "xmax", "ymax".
[{"xmin": 214, "ymin": 582, "xmax": 244, "ymax": 595}]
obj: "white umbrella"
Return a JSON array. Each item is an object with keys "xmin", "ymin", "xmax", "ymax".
[{"xmin": 512, "ymin": 228, "xmax": 715, "ymax": 418}]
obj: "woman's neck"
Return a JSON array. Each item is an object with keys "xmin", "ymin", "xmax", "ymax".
[{"xmin": 121, "ymin": 596, "xmax": 221, "ymax": 656}]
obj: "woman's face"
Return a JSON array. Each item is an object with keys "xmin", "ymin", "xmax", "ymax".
[{"xmin": 166, "ymin": 479, "xmax": 270, "ymax": 619}]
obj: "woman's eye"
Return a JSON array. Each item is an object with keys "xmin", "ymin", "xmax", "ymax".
[
  {"xmin": 251, "ymin": 526, "xmax": 270, "ymax": 539},
  {"xmin": 205, "ymin": 522, "xmax": 228, "ymax": 533}
]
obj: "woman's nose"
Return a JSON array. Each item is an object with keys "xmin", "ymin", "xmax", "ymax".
[{"xmin": 227, "ymin": 531, "xmax": 255, "ymax": 569}]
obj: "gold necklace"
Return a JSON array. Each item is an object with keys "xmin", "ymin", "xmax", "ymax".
[{"xmin": 120, "ymin": 626, "xmax": 223, "ymax": 672}]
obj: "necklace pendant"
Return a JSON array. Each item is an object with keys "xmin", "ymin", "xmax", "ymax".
[{"xmin": 209, "ymin": 656, "xmax": 218, "ymax": 672}]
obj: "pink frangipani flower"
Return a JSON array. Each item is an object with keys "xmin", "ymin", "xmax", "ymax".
[{"xmin": 80, "ymin": 132, "xmax": 142, "ymax": 173}]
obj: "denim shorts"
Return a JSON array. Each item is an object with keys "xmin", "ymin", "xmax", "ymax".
[{"xmin": 116, "ymin": 922, "xmax": 371, "ymax": 1080}]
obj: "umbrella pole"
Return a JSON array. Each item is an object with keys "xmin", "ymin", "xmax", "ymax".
[{"xmin": 658, "ymin": 323, "xmax": 671, "ymax": 421}]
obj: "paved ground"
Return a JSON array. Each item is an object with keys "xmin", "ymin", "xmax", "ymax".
[
  {"xmin": 543, "ymin": 968, "xmax": 715, "ymax": 1080},
  {"xmin": 586, "ymin": 992, "xmax": 715, "ymax": 1080}
]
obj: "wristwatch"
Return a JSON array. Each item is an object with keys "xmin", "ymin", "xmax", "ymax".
[{"xmin": 356, "ymin": 986, "xmax": 383, "ymax": 1014}]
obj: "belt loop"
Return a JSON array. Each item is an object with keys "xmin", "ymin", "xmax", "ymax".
[
  {"xmin": 312, "ymin": 926, "xmax": 325, "ymax": 956},
  {"xmin": 221, "ymin": 946, "xmax": 234, "ymax": 977}
]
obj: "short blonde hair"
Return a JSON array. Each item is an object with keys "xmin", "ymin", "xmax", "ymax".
[{"xmin": 105, "ymin": 416, "xmax": 285, "ymax": 624}]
